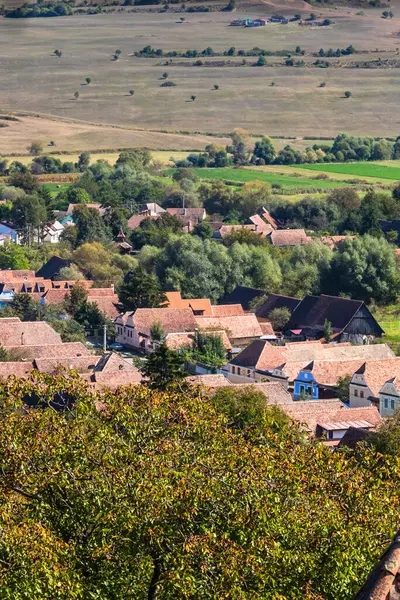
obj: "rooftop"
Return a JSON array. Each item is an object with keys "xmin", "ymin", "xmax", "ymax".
[{"xmin": 195, "ymin": 314, "xmax": 263, "ymax": 341}]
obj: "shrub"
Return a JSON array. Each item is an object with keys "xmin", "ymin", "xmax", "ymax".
[{"xmin": 161, "ymin": 81, "xmax": 177, "ymax": 87}]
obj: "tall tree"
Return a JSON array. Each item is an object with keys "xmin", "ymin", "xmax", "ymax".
[
  {"xmin": 141, "ymin": 342, "xmax": 186, "ymax": 389},
  {"xmin": 118, "ymin": 266, "xmax": 167, "ymax": 312}
]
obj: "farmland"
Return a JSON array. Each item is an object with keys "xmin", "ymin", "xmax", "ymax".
[
  {"xmin": 297, "ymin": 163, "xmax": 400, "ymax": 180},
  {"xmin": 1, "ymin": 8, "xmax": 400, "ymax": 147},
  {"xmin": 181, "ymin": 167, "xmax": 354, "ymax": 190}
]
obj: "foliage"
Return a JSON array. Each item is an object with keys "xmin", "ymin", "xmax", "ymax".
[
  {"xmin": 150, "ymin": 319, "xmax": 165, "ymax": 342},
  {"xmin": 118, "ymin": 266, "xmax": 167, "ymax": 312},
  {"xmin": 141, "ymin": 342, "xmax": 186, "ymax": 388},
  {"xmin": 183, "ymin": 331, "xmax": 227, "ymax": 369},
  {"xmin": 63, "ymin": 285, "xmax": 89, "ymax": 317},
  {"xmin": 268, "ymin": 306, "xmax": 291, "ymax": 331},
  {"xmin": 336, "ymin": 375, "xmax": 351, "ymax": 404},
  {"xmin": 0, "ymin": 243, "xmax": 30, "ymax": 270},
  {"xmin": 0, "ymin": 374, "xmax": 399, "ymax": 598},
  {"xmin": 324, "ymin": 319, "xmax": 332, "ymax": 343}
]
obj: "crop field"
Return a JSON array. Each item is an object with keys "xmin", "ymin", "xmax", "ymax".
[
  {"xmin": 188, "ymin": 167, "xmax": 352, "ymax": 190},
  {"xmin": 249, "ymin": 164, "xmax": 388, "ymax": 185},
  {"xmin": 0, "ymin": 9, "xmax": 400, "ymax": 146},
  {"xmin": 296, "ymin": 163, "xmax": 400, "ymax": 180}
]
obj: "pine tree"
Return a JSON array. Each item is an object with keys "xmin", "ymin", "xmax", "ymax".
[
  {"xmin": 118, "ymin": 267, "xmax": 167, "ymax": 312},
  {"xmin": 141, "ymin": 343, "xmax": 186, "ymax": 389}
]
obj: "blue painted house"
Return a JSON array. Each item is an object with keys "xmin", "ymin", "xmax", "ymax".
[
  {"xmin": 0, "ymin": 224, "xmax": 18, "ymax": 243},
  {"xmin": 293, "ymin": 361, "xmax": 319, "ymax": 400}
]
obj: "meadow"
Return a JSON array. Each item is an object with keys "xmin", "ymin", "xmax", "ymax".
[
  {"xmin": 297, "ymin": 163, "xmax": 400, "ymax": 180},
  {"xmin": 0, "ymin": 8, "xmax": 399, "ymax": 146},
  {"xmin": 186, "ymin": 167, "xmax": 352, "ymax": 190}
]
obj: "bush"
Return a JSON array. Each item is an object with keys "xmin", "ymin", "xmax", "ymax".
[{"xmin": 161, "ymin": 81, "xmax": 177, "ymax": 87}]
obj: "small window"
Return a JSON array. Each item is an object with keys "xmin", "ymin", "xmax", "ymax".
[
  {"xmin": 385, "ymin": 398, "xmax": 388, "ymax": 408},
  {"xmin": 354, "ymin": 389, "xmax": 358, "ymax": 397},
  {"xmin": 327, "ymin": 431, "xmax": 333, "ymax": 440},
  {"xmin": 360, "ymin": 391, "xmax": 364, "ymax": 399},
  {"xmin": 247, "ymin": 369, "xmax": 251, "ymax": 377},
  {"xmin": 232, "ymin": 366, "xmax": 236, "ymax": 374},
  {"xmin": 308, "ymin": 387, "xmax": 312, "ymax": 396},
  {"xmin": 391, "ymin": 400, "xmax": 395, "ymax": 410},
  {"xmin": 237, "ymin": 367, "xmax": 241, "ymax": 376}
]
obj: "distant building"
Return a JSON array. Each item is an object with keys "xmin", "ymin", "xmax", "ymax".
[
  {"xmin": 0, "ymin": 224, "xmax": 18, "ymax": 244},
  {"xmin": 293, "ymin": 362, "xmax": 319, "ymax": 400}
]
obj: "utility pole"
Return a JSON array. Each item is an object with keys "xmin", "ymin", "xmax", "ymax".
[{"xmin": 103, "ymin": 324, "xmax": 107, "ymax": 353}]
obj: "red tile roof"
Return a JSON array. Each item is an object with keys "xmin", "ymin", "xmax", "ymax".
[
  {"xmin": 195, "ymin": 314, "xmax": 263, "ymax": 341},
  {"xmin": 354, "ymin": 530, "xmax": 400, "ymax": 600},
  {"xmin": 132, "ymin": 308, "xmax": 197, "ymax": 337},
  {"xmin": 211, "ymin": 304, "xmax": 244, "ymax": 317},
  {"xmin": 270, "ymin": 229, "xmax": 311, "ymax": 247},
  {"xmin": 34, "ymin": 356, "xmax": 100, "ymax": 373},
  {"xmin": 164, "ymin": 291, "xmax": 213, "ymax": 316},
  {"xmin": 92, "ymin": 370, "xmax": 142, "ymax": 389},
  {"xmin": 127, "ymin": 214, "xmax": 158, "ymax": 230},
  {"xmin": 0, "ymin": 320, "xmax": 62, "ymax": 347},
  {"xmin": 0, "ymin": 362, "xmax": 34, "ymax": 378},
  {"xmin": 5, "ymin": 342, "xmax": 92, "ymax": 360}
]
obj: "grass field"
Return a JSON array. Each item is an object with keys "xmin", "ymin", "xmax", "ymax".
[
  {"xmin": 248, "ymin": 164, "xmax": 388, "ymax": 185},
  {"xmin": 296, "ymin": 163, "xmax": 400, "ymax": 181},
  {"xmin": 0, "ymin": 9, "xmax": 399, "ymax": 143},
  {"xmin": 188, "ymin": 167, "xmax": 351, "ymax": 190},
  {"xmin": 43, "ymin": 182, "xmax": 71, "ymax": 197}
]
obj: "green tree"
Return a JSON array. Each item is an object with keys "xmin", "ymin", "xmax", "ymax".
[
  {"xmin": 193, "ymin": 221, "xmax": 214, "ymax": 240},
  {"xmin": 253, "ymin": 136, "xmax": 276, "ymax": 164},
  {"xmin": 73, "ymin": 206, "xmax": 111, "ymax": 246},
  {"xmin": 336, "ymin": 375, "xmax": 351, "ymax": 403},
  {"xmin": 185, "ymin": 331, "xmax": 227, "ymax": 369},
  {"xmin": 392, "ymin": 181, "xmax": 400, "ymax": 201},
  {"xmin": 267, "ymin": 306, "xmax": 291, "ymax": 331},
  {"xmin": 0, "ymin": 243, "xmax": 30, "ymax": 270},
  {"xmin": 50, "ymin": 318, "xmax": 86, "ymax": 343},
  {"xmin": 213, "ymin": 84, "xmax": 219, "ymax": 90},
  {"xmin": 10, "ymin": 194, "xmax": 47, "ymax": 245},
  {"xmin": 77, "ymin": 152, "xmax": 91, "ymax": 172},
  {"xmin": 66, "ymin": 187, "xmax": 92, "ymax": 205},
  {"xmin": 324, "ymin": 319, "xmax": 332, "ymax": 343},
  {"xmin": 162, "ymin": 72, "xmax": 168, "ymax": 79},
  {"xmin": 85, "ymin": 77, "xmax": 92, "ymax": 85},
  {"xmin": 74, "ymin": 91, "xmax": 79, "ymax": 100},
  {"xmin": 9, "ymin": 293, "xmax": 41, "ymax": 321},
  {"xmin": 229, "ymin": 128, "xmax": 250, "ymax": 166},
  {"xmin": 63, "ymin": 284, "xmax": 89, "ymax": 317},
  {"xmin": 129, "ymin": 89, "xmax": 135, "ymax": 96},
  {"xmin": 150, "ymin": 319, "xmax": 165, "ymax": 342},
  {"xmin": 344, "ymin": 91, "xmax": 352, "ymax": 98},
  {"xmin": 141, "ymin": 342, "xmax": 186, "ymax": 389},
  {"xmin": 56, "ymin": 265, "xmax": 85, "ymax": 281},
  {"xmin": 190, "ymin": 95, "xmax": 196, "ymax": 101},
  {"xmin": 118, "ymin": 266, "xmax": 167, "ymax": 312},
  {"xmin": 256, "ymin": 55, "xmax": 266, "ymax": 66}
]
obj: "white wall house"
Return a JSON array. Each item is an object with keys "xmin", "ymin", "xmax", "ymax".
[{"xmin": 379, "ymin": 378, "xmax": 400, "ymax": 417}]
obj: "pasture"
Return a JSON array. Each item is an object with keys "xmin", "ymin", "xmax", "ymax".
[
  {"xmin": 0, "ymin": 9, "xmax": 399, "ymax": 145},
  {"xmin": 297, "ymin": 163, "xmax": 400, "ymax": 180},
  {"xmin": 187, "ymin": 167, "xmax": 352, "ymax": 190}
]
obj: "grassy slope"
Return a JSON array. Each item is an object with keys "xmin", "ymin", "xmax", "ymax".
[{"xmin": 296, "ymin": 163, "xmax": 400, "ymax": 180}]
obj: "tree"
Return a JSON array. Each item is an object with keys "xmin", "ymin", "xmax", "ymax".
[
  {"xmin": 344, "ymin": 91, "xmax": 352, "ymax": 98},
  {"xmin": 150, "ymin": 319, "xmax": 165, "ymax": 342},
  {"xmin": 234, "ymin": 181, "xmax": 272, "ymax": 220},
  {"xmin": 54, "ymin": 49, "xmax": 62, "ymax": 57},
  {"xmin": 193, "ymin": 220, "xmax": 214, "ymax": 240},
  {"xmin": 187, "ymin": 330, "xmax": 227, "ymax": 369},
  {"xmin": 267, "ymin": 307, "xmax": 291, "ymax": 331},
  {"xmin": 77, "ymin": 151, "xmax": 91, "ymax": 172},
  {"xmin": 141, "ymin": 342, "xmax": 186, "ymax": 389},
  {"xmin": 324, "ymin": 319, "xmax": 332, "ymax": 343},
  {"xmin": 225, "ymin": 0, "xmax": 236, "ymax": 10},
  {"xmin": 336, "ymin": 375, "xmax": 351, "ymax": 403},
  {"xmin": 229, "ymin": 128, "xmax": 251, "ymax": 166},
  {"xmin": 10, "ymin": 194, "xmax": 47, "ymax": 245},
  {"xmin": 50, "ymin": 318, "xmax": 86, "ymax": 343},
  {"xmin": 72, "ymin": 206, "xmax": 111, "ymax": 246},
  {"xmin": 27, "ymin": 140, "xmax": 43, "ymax": 156},
  {"xmin": 56, "ymin": 265, "xmax": 85, "ymax": 281},
  {"xmin": 74, "ymin": 91, "xmax": 79, "ymax": 100},
  {"xmin": 162, "ymin": 72, "xmax": 168, "ymax": 79},
  {"xmin": 325, "ymin": 235, "xmax": 400, "ymax": 304},
  {"xmin": 115, "ymin": 49, "xmax": 122, "ymax": 55},
  {"xmin": 118, "ymin": 266, "xmax": 167, "ymax": 312},
  {"xmin": 392, "ymin": 181, "xmax": 400, "ymax": 201},
  {"xmin": 256, "ymin": 55, "xmax": 266, "ymax": 66},
  {"xmin": 190, "ymin": 95, "xmax": 196, "ymax": 101},
  {"xmin": 129, "ymin": 89, "xmax": 135, "ymax": 96},
  {"xmin": 9, "ymin": 293, "xmax": 41, "ymax": 321},
  {"xmin": 0, "ymin": 243, "xmax": 30, "ymax": 270},
  {"xmin": 253, "ymin": 136, "xmax": 276, "ymax": 165},
  {"xmin": 85, "ymin": 77, "xmax": 92, "ymax": 85},
  {"xmin": 1, "ymin": 374, "xmax": 400, "ymax": 598},
  {"xmin": 63, "ymin": 284, "xmax": 89, "ymax": 317},
  {"xmin": 66, "ymin": 187, "xmax": 91, "ymax": 205},
  {"xmin": 213, "ymin": 84, "xmax": 219, "ymax": 90}
]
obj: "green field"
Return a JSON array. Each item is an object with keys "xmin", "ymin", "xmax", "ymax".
[
  {"xmin": 189, "ymin": 168, "xmax": 351, "ymax": 191},
  {"xmin": 296, "ymin": 163, "xmax": 400, "ymax": 181},
  {"xmin": 43, "ymin": 182, "xmax": 71, "ymax": 197}
]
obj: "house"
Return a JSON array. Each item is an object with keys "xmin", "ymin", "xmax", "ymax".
[
  {"xmin": 164, "ymin": 291, "xmax": 213, "ymax": 316},
  {"xmin": 228, "ymin": 339, "xmax": 288, "ymax": 385},
  {"xmin": 66, "ymin": 203, "xmax": 106, "ymax": 217},
  {"xmin": 220, "ymin": 285, "xmax": 266, "ymax": 311},
  {"xmin": 246, "ymin": 213, "xmax": 274, "ymax": 232},
  {"xmin": 349, "ymin": 358, "xmax": 400, "ymax": 409},
  {"xmin": 269, "ymin": 229, "xmax": 311, "ymax": 247},
  {"xmin": 212, "ymin": 223, "xmax": 272, "ymax": 240},
  {"xmin": 0, "ymin": 224, "xmax": 18, "ymax": 244},
  {"xmin": 354, "ymin": 529, "xmax": 400, "ymax": 600},
  {"xmin": 0, "ymin": 318, "xmax": 62, "ymax": 347},
  {"xmin": 286, "ymin": 294, "xmax": 384, "ymax": 343},
  {"xmin": 36, "ymin": 256, "xmax": 71, "ymax": 280},
  {"xmin": 127, "ymin": 213, "xmax": 159, "ymax": 231},
  {"xmin": 379, "ymin": 377, "xmax": 400, "ymax": 417},
  {"xmin": 195, "ymin": 314, "xmax": 264, "ymax": 348},
  {"xmin": 139, "ymin": 203, "xmax": 165, "ymax": 216},
  {"xmin": 255, "ymin": 293, "xmax": 301, "ymax": 323},
  {"xmin": 281, "ymin": 399, "xmax": 381, "ymax": 442},
  {"xmin": 42, "ymin": 221, "xmax": 64, "ymax": 244},
  {"xmin": 115, "ymin": 307, "xmax": 197, "ymax": 353},
  {"xmin": 211, "ymin": 304, "xmax": 244, "ymax": 317},
  {"xmin": 6, "ymin": 341, "xmax": 91, "ymax": 360},
  {"xmin": 166, "ymin": 207, "xmax": 206, "ymax": 227},
  {"xmin": 293, "ymin": 362, "xmax": 319, "ymax": 400}
]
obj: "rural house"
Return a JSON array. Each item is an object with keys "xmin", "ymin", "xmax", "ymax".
[
  {"xmin": 286, "ymin": 294, "xmax": 384, "ymax": 343},
  {"xmin": 269, "ymin": 229, "xmax": 311, "ymax": 247},
  {"xmin": 349, "ymin": 358, "xmax": 400, "ymax": 409}
]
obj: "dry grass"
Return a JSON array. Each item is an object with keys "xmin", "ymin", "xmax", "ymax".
[
  {"xmin": 252, "ymin": 164, "xmax": 390, "ymax": 184},
  {"xmin": 0, "ymin": 9, "xmax": 399, "ymax": 144}
]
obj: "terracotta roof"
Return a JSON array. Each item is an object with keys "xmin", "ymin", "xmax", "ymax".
[
  {"xmin": 354, "ymin": 530, "xmax": 400, "ymax": 600},
  {"xmin": 211, "ymin": 304, "xmax": 244, "ymax": 317},
  {"xmin": 42, "ymin": 289, "xmax": 69, "ymax": 304},
  {"xmin": 234, "ymin": 381, "xmax": 293, "ymax": 404},
  {"xmin": 285, "ymin": 342, "xmax": 394, "ymax": 364},
  {"xmin": 230, "ymin": 340, "xmax": 286, "ymax": 370},
  {"xmin": 34, "ymin": 356, "xmax": 100, "ymax": 373},
  {"xmin": 269, "ymin": 229, "xmax": 311, "ymax": 247},
  {"xmin": 259, "ymin": 322, "xmax": 275, "ymax": 336},
  {"xmin": 87, "ymin": 287, "xmax": 115, "ymax": 298},
  {"xmin": 132, "ymin": 308, "xmax": 197, "ymax": 337},
  {"xmin": 0, "ymin": 320, "xmax": 62, "ymax": 347},
  {"xmin": 195, "ymin": 314, "xmax": 263, "ymax": 341},
  {"xmin": 354, "ymin": 358, "xmax": 400, "ymax": 397},
  {"xmin": 260, "ymin": 209, "xmax": 278, "ymax": 230},
  {"xmin": 127, "ymin": 214, "xmax": 159, "ymax": 230},
  {"xmin": 187, "ymin": 374, "xmax": 232, "ymax": 388},
  {"xmin": 88, "ymin": 295, "xmax": 121, "ymax": 320},
  {"xmin": 247, "ymin": 214, "xmax": 274, "ymax": 233},
  {"xmin": 165, "ymin": 332, "xmax": 195, "ymax": 350},
  {"xmin": 0, "ymin": 317, "xmax": 21, "ymax": 323},
  {"xmin": 216, "ymin": 224, "xmax": 271, "ymax": 238},
  {"xmin": 285, "ymin": 358, "xmax": 369, "ymax": 385},
  {"xmin": 92, "ymin": 369, "xmax": 142, "ymax": 389},
  {"xmin": 320, "ymin": 235, "xmax": 356, "ymax": 249},
  {"xmin": 0, "ymin": 362, "xmax": 34, "ymax": 378},
  {"xmin": 164, "ymin": 291, "xmax": 213, "ymax": 316},
  {"xmin": 5, "ymin": 342, "xmax": 92, "ymax": 360},
  {"xmin": 0, "ymin": 270, "xmax": 36, "ymax": 281},
  {"xmin": 281, "ymin": 401, "xmax": 381, "ymax": 435},
  {"xmin": 95, "ymin": 352, "xmax": 134, "ymax": 373},
  {"xmin": 166, "ymin": 207, "xmax": 206, "ymax": 219}
]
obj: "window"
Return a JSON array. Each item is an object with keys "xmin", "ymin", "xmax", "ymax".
[
  {"xmin": 237, "ymin": 367, "xmax": 241, "ymax": 376},
  {"xmin": 308, "ymin": 387, "xmax": 312, "ymax": 396},
  {"xmin": 232, "ymin": 366, "xmax": 236, "ymax": 374},
  {"xmin": 327, "ymin": 431, "xmax": 333, "ymax": 440},
  {"xmin": 354, "ymin": 389, "xmax": 358, "ymax": 397},
  {"xmin": 391, "ymin": 400, "xmax": 395, "ymax": 410},
  {"xmin": 360, "ymin": 391, "xmax": 364, "ymax": 399},
  {"xmin": 247, "ymin": 369, "xmax": 251, "ymax": 378},
  {"xmin": 384, "ymin": 398, "xmax": 388, "ymax": 408}
]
